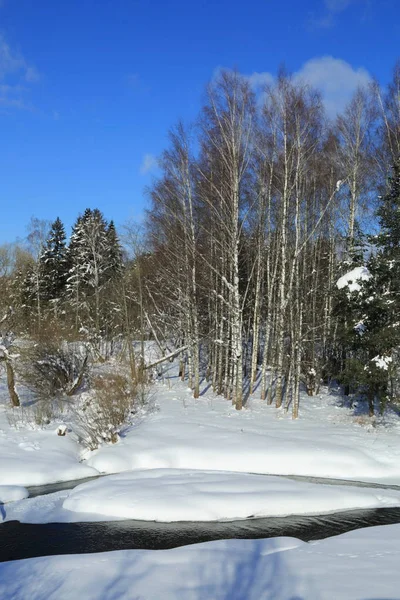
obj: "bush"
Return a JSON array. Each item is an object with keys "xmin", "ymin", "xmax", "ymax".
[
  {"xmin": 19, "ymin": 342, "xmax": 89, "ymax": 400},
  {"xmin": 74, "ymin": 372, "xmax": 136, "ymax": 450}
]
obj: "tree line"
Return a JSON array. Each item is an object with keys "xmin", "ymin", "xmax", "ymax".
[
  {"xmin": 143, "ymin": 63, "xmax": 400, "ymax": 416},
  {"xmin": 1, "ymin": 209, "xmax": 124, "ymax": 343},
  {"xmin": 3, "ymin": 63, "xmax": 400, "ymax": 417}
]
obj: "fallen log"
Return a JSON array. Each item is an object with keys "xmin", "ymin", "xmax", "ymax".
[{"xmin": 144, "ymin": 345, "xmax": 188, "ymax": 370}]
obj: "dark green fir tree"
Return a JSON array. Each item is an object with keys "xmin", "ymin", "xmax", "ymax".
[{"xmin": 40, "ymin": 217, "xmax": 68, "ymax": 304}]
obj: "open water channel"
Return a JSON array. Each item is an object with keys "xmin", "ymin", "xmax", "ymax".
[{"xmin": 2, "ymin": 473, "xmax": 400, "ymax": 562}]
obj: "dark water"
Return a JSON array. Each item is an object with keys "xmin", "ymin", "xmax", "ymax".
[
  {"xmin": 26, "ymin": 475, "xmax": 101, "ymax": 498},
  {"xmin": 2, "ymin": 506, "xmax": 400, "ymax": 563},
  {"xmin": 1, "ymin": 473, "xmax": 399, "ymax": 563}
]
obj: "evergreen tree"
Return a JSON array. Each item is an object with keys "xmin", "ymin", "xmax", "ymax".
[
  {"xmin": 366, "ymin": 159, "xmax": 400, "ymax": 356},
  {"xmin": 66, "ymin": 208, "xmax": 111, "ymax": 337},
  {"xmin": 40, "ymin": 217, "xmax": 68, "ymax": 305},
  {"xmin": 66, "ymin": 214, "xmax": 86, "ymax": 331},
  {"xmin": 105, "ymin": 220, "xmax": 124, "ymax": 278},
  {"xmin": 335, "ymin": 161, "xmax": 400, "ymax": 414}
]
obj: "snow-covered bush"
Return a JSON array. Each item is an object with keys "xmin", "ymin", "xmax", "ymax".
[
  {"xmin": 74, "ymin": 373, "xmax": 137, "ymax": 450},
  {"xmin": 19, "ymin": 341, "xmax": 89, "ymax": 400}
]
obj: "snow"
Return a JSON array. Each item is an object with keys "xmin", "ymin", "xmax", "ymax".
[
  {"xmin": 370, "ymin": 354, "xmax": 393, "ymax": 370},
  {"xmin": 3, "ymin": 354, "xmax": 400, "ymax": 597},
  {"xmin": 0, "ymin": 425, "xmax": 97, "ymax": 486},
  {"xmin": 3, "ymin": 359, "xmax": 400, "ymax": 489},
  {"xmin": 336, "ymin": 265, "xmax": 371, "ymax": 292},
  {"xmin": 353, "ymin": 319, "xmax": 366, "ymax": 335},
  {"xmin": 7, "ymin": 470, "xmax": 400, "ymax": 524},
  {"xmin": 0, "ymin": 485, "xmax": 28, "ymax": 504},
  {"xmin": 1, "ymin": 524, "xmax": 400, "ymax": 599},
  {"xmin": 86, "ymin": 382, "xmax": 400, "ymax": 485},
  {"xmin": 61, "ymin": 469, "xmax": 400, "ymax": 522},
  {"xmin": 0, "ymin": 396, "xmax": 98, "ymax": 486}
]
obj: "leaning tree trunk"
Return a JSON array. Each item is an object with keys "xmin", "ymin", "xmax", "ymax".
[{"xmin": 4, "ymin": 358, "xmax": 20, "ymax": 407}]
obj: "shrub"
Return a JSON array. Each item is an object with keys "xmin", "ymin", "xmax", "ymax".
[
  {"xmin": 74, "ymin": 372, "xmax": 136, "ymax": 450},
  {"xmin": 19, "ymin": 342, "xmax": 89, "ymax": 400}
]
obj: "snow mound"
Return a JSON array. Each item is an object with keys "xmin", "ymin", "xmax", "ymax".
[
  {"xmin": 337, "ymin": 266, "xmax": 371, "ymax": 292},
  {"xmin": 0, "ymin": 485, "xmax": 29, "ymax": 504},
  {"xmin": 0, "ymin": 429, "xmax": 98, "ymax": 487},
  {"xmin": 62, "ymin": 469, "xmax": 400, "ymax": 522},
  {"xmin": 86, "ymin": 403, "xmax": 400, "ymax": 484}
]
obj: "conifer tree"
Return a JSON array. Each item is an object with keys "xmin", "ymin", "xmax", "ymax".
[
  {"xmin": 40, "ymin": 217, "xmax": 68, "ymax": 306},
  {"xmin": 66, "ymin": 214, "xmax": 86, "ymax": 331},
  {"xmin": 66, "ymin": 208, "xmax": 111, "ymax": 338},
  {"xmin": 335, "ymin": 161, "xmax": 400, "ymax": 414},
  {"xmin": 105, "ymin": 220, "xmax": 124, "ymax": 278},
  {"xmin": 367, "ymin": 159, "xmax": 400, "ymax": 354}
]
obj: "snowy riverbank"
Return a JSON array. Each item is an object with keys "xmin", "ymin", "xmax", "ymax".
[
  {"xmin": 3, "ymin": 372, "xmax": 400, "ymax": 598},
  {"xmin": 1, "ymin": 523, "xmax": 400, "ymax": 599}
]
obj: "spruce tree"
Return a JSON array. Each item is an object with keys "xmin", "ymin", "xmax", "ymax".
[
  {"xmin": 40, "ymin": 217, "xmax": 68, "ymax": 304},
  {"xmin": 66, "ymin": 208, "xmax": 110, "ymax": 337},
  {"xmin": 66, "ymin": 214, "xmax": 87, "ymax": 331},
  {"xmin": 367, "ymin": 159, "xmax": 400, "ymax": 355},
  {"xmin": 336, "ymin": 161, "xmax": 400, "ymax": 414},
  {"xmin": 105, "ymin": 220, "xmax": 124, "ymax": 278}
]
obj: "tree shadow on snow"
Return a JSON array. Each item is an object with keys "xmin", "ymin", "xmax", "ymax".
[
  {"xmin": 200, "ymin": 382, "xmax": 212, "ymax": 396},
  {"xmin": 175, "ymin": 539, "xmax": 306, "ymax": 600}
]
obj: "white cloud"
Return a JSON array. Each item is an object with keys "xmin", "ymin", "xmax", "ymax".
[
  {"xmin": 246, "ymin": 56, "xmax": 372, "ymax": 118},
  {"xmin": 140, "ymin": 153, "xmax": 158, "ymax": 175},
  {"xmin": 0, "ymin": 34, "xmax": 39, "ymax": 110},
  {"xmin": 293, "ymin": 56, "xmax": 371, "ymax": 117},
  {"xmin": 0, "ymin": 34, "xmax": 37, "ymax": 81},
  {"xmin": 246, "ymin": 71, "xmax": 274, "ymax": 91},
  {"xmin": 25, "ymin": 66, "xmax": 40, "ymax": 83},
  {"xmin": 310, "ymin": 0, "xmax": 365, "ymax": 28}
]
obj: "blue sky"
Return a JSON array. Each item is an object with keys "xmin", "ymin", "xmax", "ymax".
[{"xmin": 0, "ymin": 0, "xmax": 398, "ymax": 243}]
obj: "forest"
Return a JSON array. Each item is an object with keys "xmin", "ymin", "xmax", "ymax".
[{"xmin": 2, "ymin": 63, "xmax": 400, "ymax": 421}]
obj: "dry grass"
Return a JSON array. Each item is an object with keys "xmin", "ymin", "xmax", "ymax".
[
  {"xmin": 353, "ymin": 415, "xmax": 376, "ymax": 427},
  {"xmin": 18, "ymin": 341, "xmax": 89, "ymax": 400},
  {"xmin": 75, "ymin": 372, "xmax": 137, "ymax": 450}
]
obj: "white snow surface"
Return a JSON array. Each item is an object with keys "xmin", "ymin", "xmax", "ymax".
[
  {"xmin": 86, "ymin": 381, "xmax": 400, "ymax": 485},
  {"xmin": 0, "ymin": 391, "xmax": 98, "ymax": 486},
  {"xmin": 336, "ymin": 265, "xmax": 371, "ymax": 292},
  {"xmin": 0, "ymin": 485, "xmax": 28, "ymax": 504},
  {"xmin": 2, "ymin": 524, "xmax": 400, "ymax": 599},
  {"xmin": 3, "ymin": 364, "xmax": 400, "ymax": 489},
  {"xmin": 3, "ymin": 342, "xmax": 400, "ymax": 492},
  {"xmin": 5, "ymin": 470, "xmax": 400, "ymax": 524},
  {"xmin": 0, "ymin": 424, "xmax": 97, "ymax": 486},
  {"xmin": 61, "ymin": 468, "xmax": 400, "ymax": 522}
]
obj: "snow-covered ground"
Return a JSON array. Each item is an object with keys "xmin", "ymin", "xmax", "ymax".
[
  {"xmin": 1, "ymin": 523, "xmax": 400, "ymax": 599},
  {"xmin": 86, "ymin": 377, "xmax": 400, "ymax": 485},
  {"xmin": 63, "ymin": 469, "xmax": 400, "ymax": 521},
  {"xmin": 4, "ymin": 468, "xmax": 400, "ymax": 523},
  {"xmin": 0, "ymin": 485, "xmax": 28, "ymax": 504},
  {"xmin": 0, "ymin": 377, "xmax": 97, "ymax": 486},
  {"xmin": 3, "ymin": 359, "xmax": 400, "ymax": 598},
  {"xmin": 0, "ymin": 415, "xmax": 97, "ymax": 486},
  {"xmin": 3, "ymin": 352, "xmax": 400, "ymax": 489}
]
